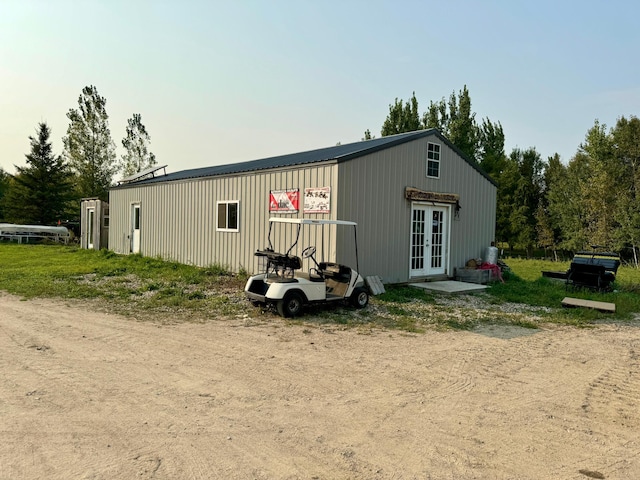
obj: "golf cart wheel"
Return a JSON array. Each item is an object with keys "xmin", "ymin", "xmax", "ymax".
[
  {"xmin": 277, "ymin": 291, "xmax": 304, "ymax": 317},
  {"xmin": 350, "ymin": 287, "xmax": 369, "ymax": 308}
]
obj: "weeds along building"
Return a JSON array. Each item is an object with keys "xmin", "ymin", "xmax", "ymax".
[{"xmin": 107, "ymin": 129, "xmax": 497, "ymax": 284}]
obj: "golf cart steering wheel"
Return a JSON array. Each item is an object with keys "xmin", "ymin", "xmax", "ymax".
[{"xmin": 302, "ymin": 246, "xmax": 316, "ymax": 258}]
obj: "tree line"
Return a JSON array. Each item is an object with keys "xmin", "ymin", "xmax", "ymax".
[
  {"xmin": 0, "ymin": 85, "xmax": 156, "ymax": 226},
  {"xmin": 366, "ymin": 87, "xmax": 640, "ymax": 265},
  {"xmin": 3, "ymin": 84, "xmax": 638, "ymax": 264}
]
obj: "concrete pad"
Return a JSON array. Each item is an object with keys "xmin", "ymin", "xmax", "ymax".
[{"xmin": 409, "ymin": 280, "xmax": 488, "ymax": 294}]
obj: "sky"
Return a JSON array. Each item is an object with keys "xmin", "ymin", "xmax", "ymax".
[{"xmin": 1, "ymin": 0, "xmax": 639, "ymax": 178}]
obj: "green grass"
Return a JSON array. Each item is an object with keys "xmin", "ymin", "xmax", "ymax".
[
  {"xmin": 1, "ymin": 243, "xmax": 639, "ymax": 330},
  {"xmin": 486, "ymin": 258, "xmax": 640, "ymax": 324},
  {"xmin": 0, "ymin": 243, "xmax": 247, "ymax": 320}
]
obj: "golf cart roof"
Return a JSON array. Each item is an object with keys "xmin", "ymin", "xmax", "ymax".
[{"xmin": 269, "ymin": 217, "xmax": 357, "ymax": 226}]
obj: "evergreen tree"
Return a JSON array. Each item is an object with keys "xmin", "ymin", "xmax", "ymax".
[
  {"xmin": 3, "ymin": 123, "xmax": 74, "ymax": 224},
  {"xmin": 0, "ymin": 168, "xmax": 10, "ymax": 221},
  {"xmin": 63, "ymin": 85, "xmax": 118, "ymax": 200},
  {"xmin": 120, "ymin": 113, "xmax": 156, "ymax": 177}
]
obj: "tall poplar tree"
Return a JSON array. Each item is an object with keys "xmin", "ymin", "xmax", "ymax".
[
  {"xmin": 423, "ymin": 85, "xmax": 479, "ymax": 162},
  {"xmin": 502, "ymin": 148, "xmax": 544, "ymax": 256},
  {"xmin": 537, "ymin": 153, "xmax": 566, "ymax": 259},
  {"xmin": 578, "ymin": 121, "xmax": 619, "ymax": 248},
  {"xmin": 3, "ymin": 123, "xmax": 74, "ymax": 224},
  {"xmin": 63, "ymin": 85, "xmax": 118, "ymax": 200},
  {"xmin": 478, "ymin": 119, "xmax": 507, "ymax": 180},
  {"xmin": 120, "ymin": 113, "xmax": 156, "ymax": 177},
  {"xmin": 380, "ymin": 92, "xmax": 421, "ymax": 136},
  {"xmin": 612, "ymin": 115, "xmax": 640, "ymax": 265}
]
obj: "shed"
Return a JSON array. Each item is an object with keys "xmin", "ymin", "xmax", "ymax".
[
  {"xmin": 108, "ymin": 129, "xmax": 497, "ymax": 284},
  {"xmin": 80, "ymin": 198, "xmax": 109, "ymax": 250}
]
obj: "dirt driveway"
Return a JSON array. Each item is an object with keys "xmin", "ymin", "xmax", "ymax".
[{"xmin": 1, "ymin": 293, "xmax": 639, "ymax": 479}]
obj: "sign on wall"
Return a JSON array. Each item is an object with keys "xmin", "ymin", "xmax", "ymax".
[
  {"xmin": 269, "ymin": 189, "xmax": 299, "ymax": 212},
  {"xmin": 304, "ymin": 187, "xmax": 331, "ymax": 213}
]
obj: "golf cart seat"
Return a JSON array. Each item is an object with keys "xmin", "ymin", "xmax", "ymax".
[{"xmin": 319, "ymin": 262, "xmax": 352, "ymax": 282}]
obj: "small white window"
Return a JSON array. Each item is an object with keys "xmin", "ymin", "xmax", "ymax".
[
  {"xmin": 217, "ymin": 201, "xmax": 239, "ymax": 231},
  {"xmin": 426, "ymin": 142, "xmax": 441, "ymax": 178}
]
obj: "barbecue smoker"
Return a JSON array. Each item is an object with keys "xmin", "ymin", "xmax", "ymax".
[{"xmin": 544, "ymin": 247, "xmax": 620, "ymax": 292}]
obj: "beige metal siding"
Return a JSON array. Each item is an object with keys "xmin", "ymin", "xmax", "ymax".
[
  {"xmin": 337, "ymin": 134, "xmax": 496, "ymax": 283},
  {"xmin": 109, "ymin": 164, "xmax": 339, "ymax": 273}
]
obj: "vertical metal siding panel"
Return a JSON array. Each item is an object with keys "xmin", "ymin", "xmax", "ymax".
[
  {"xmin": 205, "ymin": 179, "xmax": 213, "ymax": 266},
  {"xmin": 201, "ymin": 179, "xmax": 209, "ymax": 266},
  {"xmin": 151, "ymin": 185, "xmax": 158, "ymax": 258},
  {"xmin": 176, "ymin": 182, "xmax": 184, "ymax": 263},
  {"xmin": 106, "ymin": 193, "xmax": 115, "ymax": 252},
  {"xmin": 172, "ymin": 183, "xmax": 180, "ymax": 261},
  {"xmin": 110, "ymin": 190, "xmax": 124, "ymax": 254},
  {"xmin": 192, "ymin": 181, "xmax": 201, "ymax": 266},
  {"xmin": 191, "ymin": 181, "xmax": 198, "ymax": 266},
  {"xmin": 168, "ymin": 183, "xmax": 176, "ymax": 261},
  {"xmin": 182, "ymin": 181, "xmax": 190, "ymax": 264},
  {"xmin": 188, "ymin": 181, "xmax": 195, "ymax": 265},
  {"xmin": 243, "ymin": 174, "xmax": 249, "ymax": 271},
  {"xmin": 165, "ymin": 183, "xmax": 172, "ymax": 260},
  {"xmin": 188, "ymin": 181, "xmax": 195, "ymax": 264}
]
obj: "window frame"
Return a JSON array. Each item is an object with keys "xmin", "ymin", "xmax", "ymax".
[
  {"xmin": 216, "ymin": 200, "xmax": 240, "ymax": 232},
  {"xmin": 426, "ymin": 142, "xmax": 441, "ymax": 179}
]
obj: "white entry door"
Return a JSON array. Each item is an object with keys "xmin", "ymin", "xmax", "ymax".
[
  {"xmin": 86, "ymin": 208, "xmax": 95, "ymax": 249},
  {"xmin": 131, "ymin": 204, "xmax": 141, "ymax": 254},
  {"xmin": 410, "ymin": 205, "xmax": 449, "ymax": 277}
]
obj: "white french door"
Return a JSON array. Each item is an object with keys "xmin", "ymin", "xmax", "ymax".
[{"xmin": 410, "ymin": 204, "xmax": 449, "ymax": 277}]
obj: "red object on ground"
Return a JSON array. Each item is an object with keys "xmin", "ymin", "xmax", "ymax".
[{"xmin": 479, "ymin": 262, "xmax": 504, "ymax": 283}]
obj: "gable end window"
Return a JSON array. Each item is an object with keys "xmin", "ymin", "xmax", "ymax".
[
  {"xmin": 217, "ymin": 201, "xmax": 239, "ymax": 231},
  {"xmin": 426, "ymin": 142, "xmax": 441, "ymax": 178}
]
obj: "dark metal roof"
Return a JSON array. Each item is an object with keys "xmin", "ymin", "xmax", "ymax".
[{"xmin": 112, "ymin": 129, "xmax": 496, "ymax": 188}]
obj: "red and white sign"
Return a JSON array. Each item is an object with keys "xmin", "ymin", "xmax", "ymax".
[{"xmin": 269, "ymin": 189, "xmax": 299, "ymax": 212}]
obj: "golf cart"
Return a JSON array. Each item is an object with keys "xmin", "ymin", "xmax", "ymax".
[{"xmin": 244, "ymin": 218, "xmax": 369, "ymax": 317}]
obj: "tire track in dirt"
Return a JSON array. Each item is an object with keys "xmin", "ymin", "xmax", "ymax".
[
  {"xmin": 582, "ymin": 343, "xmax": 640, "ymax": 428},
  {"xmin": 3, "ymin": 294, "xmax": 640, "ymax": 479}
]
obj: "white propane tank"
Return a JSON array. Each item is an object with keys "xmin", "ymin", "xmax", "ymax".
[{"xmin": 485, "ymin": 245, "xmax": 499, "ymax": 265}]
